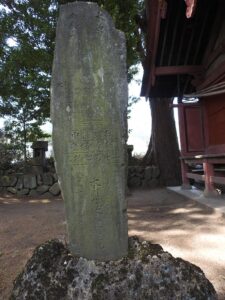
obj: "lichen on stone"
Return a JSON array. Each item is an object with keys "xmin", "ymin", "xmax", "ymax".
[{"xmin": 10, "ymin": 236, "xmax": 217, "ymax": 300}]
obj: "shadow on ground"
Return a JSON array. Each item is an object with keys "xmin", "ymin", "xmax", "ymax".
[
  {"xmin": 128, "ymin": 189, "xmax": 225, "ymax": 300},
  {"xmin": 0, "ymin": 189, "xmax": 225, "ymax": 299}
]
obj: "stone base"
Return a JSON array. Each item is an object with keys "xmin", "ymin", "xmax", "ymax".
[{"xmin": 10, "ymin": 237, "xmax": 217, "ymax": 300}]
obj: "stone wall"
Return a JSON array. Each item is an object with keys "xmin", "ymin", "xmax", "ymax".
[
  {"xmin": 0, "ymin": 173, "xmax": 60, "ymax": 197},
  {"xmin": 128, "ymin": 166, "xmax": 160, "ymax": 188},
  {"xmin": 0, "ymin": 165, "xmax": 161, "ymax": 196}
]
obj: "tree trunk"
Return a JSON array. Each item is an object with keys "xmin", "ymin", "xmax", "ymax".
[{"xmin": 143, "ymin": 98, "xmax": 181, "ymax": 186}]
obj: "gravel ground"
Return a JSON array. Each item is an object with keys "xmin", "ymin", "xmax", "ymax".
[{"xmin": 0, "ymin": 189, "xmax": 225, "ymax": 299}]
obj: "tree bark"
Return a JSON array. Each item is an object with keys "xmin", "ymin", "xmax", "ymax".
[{"xmin": 143, "ymin": 98, "xmax": 181, "ymax": 186}]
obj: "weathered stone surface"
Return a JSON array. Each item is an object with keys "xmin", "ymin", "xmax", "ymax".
[
  {"xmin": 145, "ymin": 166, "xmax": 152, "ymax": 180},
  {"xmin": 23, "ymin": 175, "xmax": 37, "ymax": 189},
  {"xmin": 0, "ymin": 173, "xmax": 62, "ymax": 197},
  {"xmin": 30, "ymin": 165, "xmax": 43, "ymax": 174},
  {"xmin": 128, "ymin": 166, "xmax": 161, "ymax": 188},
  {"xmin": 41, "ymin": 192, "xmax": 53, "ymax": 198},
  {"xmin": 0, "ymin": 175, "xmax": 17, "ymax": 187},
  {"xmin": 16, "ymin": 177, "xmax": 23, "ymax": 190},
  {"xmin": 17, "ymin": 189, "xmax": 29, "ymax": 196},
  {"xmin": 36, "ymin": 185, "xmax": 49, "ymax": 195},
  {"xmin": 152, "ymin": 166, "xmax": 160, "ymax": 178},
  {"xmin": 1, "ymin": 175, "xmax": 11, "ymax": 186},
  {"xmin": 129, "ymin": 176, "xmax": 142, "ymax": 188},
  {"xmin": 10, "ymin": 176, "xmax": 18, "ymax": 187},
  {"xmin": 29, "ymin": 189, "xmax": 39, "ymax": 197},
  {"xmin": 10, "ymin": 237, "xmax": 217, "ymax": 300},
  {"xmin": 51, "ymin": 2, "xmax": 128, "ymax": 260},
  {"xmin": 42, "ymin": 173, "xmax": 54, "ymax": 186},
  {"xmin": 52, "ymin": 173, "xmax": 58, "ymax": 183},
  {"xmin": 49, "ymin": 182, "xmax": 60, "ymax": 196},
  {"xmin": 7, "ymin": 187, "xmax": 17, "ymax": 194},
  {"xmin": 37, "ymin": 174, "xmax": 43, "ymax": 186}
]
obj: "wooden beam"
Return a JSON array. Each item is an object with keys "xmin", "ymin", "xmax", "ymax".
[
  {"xmin": 155, "ymin": 65, "xmax": 203, "ymax": 76},
  {"xmin": 205, "ymin": 40, "xmax": 225, "ymax": 69},
  {"xmin": 207, "ymin": 144, "xmax": 225, "ymax": 155},
  {"xmin": 159, "ymin": 2, "xmax": 171, "ymax": 66},
  {"xmin": 187, "ymin": 173, "xmax": 225, "ymax": 185},
  {"xmin": 211, "ymin": 176, "xmax": 225, "ymax": 185},
  {"xmin": 205, "ymin": 159, "xmax": 225, "ymax": 165},
  {"xmin": 202, "ymin": 3, "xmax": 225, "ymax": 66},
  {"xmin": 192, "ymin": 6, "xmax": 210, "ymax": 64},
  {"xmin": 168, "ymin": 1, "xmax": 182, "ymax": 66},
  {"xmin": 185, "ymin": 159, "xmax": 204, "ymax": 164},
  {"xmin": 187, "ymin": 172, "xmax": 205, "ymax": 181},
  {"xmin": 199, "ymin": 61, "xmax": 225, "ymax": 90}
]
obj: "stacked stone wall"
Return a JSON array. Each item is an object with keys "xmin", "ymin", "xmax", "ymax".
[
  {"xmin": 0, "ymin": 173, "xmax": 60, "ymax": 197},
  {"xmin": 0, "ymin": 164, "xmax": 161, "ymax": 196},
  {"xmin": 128, "ymin": 166, "xmax": 160, "ymax": 188}
]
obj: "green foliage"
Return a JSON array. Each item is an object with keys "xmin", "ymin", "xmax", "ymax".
[
  {"xmin": 0, "ymin": 0, "xmax": 56, "ymax": 159},
  {"xmin": 0, "ymin": 0, "xmax": 144, "ymax": 120},
  {"xmin": 0, "ymin": 0, "xmax": 145, "ymax": 161},
  {"xmin": 95, "ymin": 0, "xmax": 145, "ymax": 81},
  {"xmin": 0, "ymin": 129, "xmax": 22, "ymax": 169},
  {"xmin": 3, "ymin": 117, "xmax": 50, "ymax": 161},
  {"xmin": 0, "ymin": 143, "xmax": 15, "ymax": 170},
  {"xmin": 0, "ymin": 0, "xmax": 56, "ymax": 120},
  {"xmin": 58, "ymin": 0, "xmax": 145, "ymax": 75},
  {"xmin": 0, "ymin": 92, "xmax": 50, "ymax": 160},
  {"xmin": 1, "ymin": 142, "xmax": 26, "ymax": 167}
]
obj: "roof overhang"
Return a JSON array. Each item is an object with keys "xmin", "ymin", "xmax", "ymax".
[{"xmin": 141, "ymin": 0, "xmax": 224, "ymax": 98}]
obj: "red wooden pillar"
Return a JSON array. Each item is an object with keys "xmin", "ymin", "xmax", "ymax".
[
  {"xmin": 203, "ymin": 160, "xmax": 218, "ymax": 197},
  {"xmin": 178, "ymin": 105, "xmax": 191, "ymax": 189},
  {"xmin": 181, "ymin": 159, "xmax": 191, "ymax": 189}
]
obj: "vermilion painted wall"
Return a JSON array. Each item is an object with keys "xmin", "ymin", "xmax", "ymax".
[
  {"xmin": 178, "ymin": 103, "xmax": 205, "ymax": 156},
  {"xmin": 178, "ymin": 94, "xmax": 225, "ymax": 156},
  {"xmin": 203, "ymin": 94, "xmax": 225, "ymax": 147}
]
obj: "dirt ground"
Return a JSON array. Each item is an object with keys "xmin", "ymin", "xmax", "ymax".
[{"xmin": 0, "ymin": 188, "xmax": 225, "ymax": 299}]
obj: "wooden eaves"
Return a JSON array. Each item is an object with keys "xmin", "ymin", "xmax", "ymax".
[{"xmin": 141, "ymin": 0, "xmax": 225, "ymax": 99}]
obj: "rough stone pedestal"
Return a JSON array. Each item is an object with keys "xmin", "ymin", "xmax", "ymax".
[
  {"xmin": 51, "ymin": 2, "xmax": 128, "ymax": 260},
  {"xmin": 10, "ymin": 237, "xmax": 217, "ymax": 300}
]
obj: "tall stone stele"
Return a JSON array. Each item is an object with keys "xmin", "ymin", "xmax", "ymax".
[{"xmin": 51, "ymin": 2, "xmax": 128, "ymax": 260}]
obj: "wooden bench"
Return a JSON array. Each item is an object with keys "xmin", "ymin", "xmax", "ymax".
[{"xmin": 180, "ymin": 154, "xmax": 225, "ymax": 196}]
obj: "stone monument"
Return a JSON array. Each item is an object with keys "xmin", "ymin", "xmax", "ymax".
[
  {"xmin": 10, "ymin": 4, "xmax": 218, "ymax": 298},
  {"xmin": 30, "ymin": 141, "xmax": 48, "ymax": 173},
  {"xmin": 51, "ymin": 2, "xmax": 128, "ymax": 260}
]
